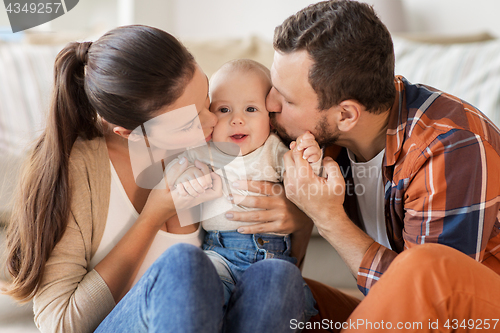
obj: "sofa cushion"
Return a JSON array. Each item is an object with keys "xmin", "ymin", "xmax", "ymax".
[
  {"xmin": 393, "ymin": 36, "xmax": 500, "ymax": 126},
  {"xmin": 0, "ymin": 42, "xmax": 61, "ymax": 157}
]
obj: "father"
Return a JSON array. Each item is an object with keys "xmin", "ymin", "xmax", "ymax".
[{"xmin": 268, "ymin": 0, "xmax": 500, "ymax": 330}]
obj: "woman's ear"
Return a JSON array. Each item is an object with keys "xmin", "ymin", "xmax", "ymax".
[
  {"xmin": 113, "ymin": 126, "xmax": 134, "ymax": 139},
  {"xmin": 113, "ymin": 126, "xmax": 144, "ymax": 142},
  {"xmin": 336, "ymin": 100, "xmax": 363, "ymax": 132}
]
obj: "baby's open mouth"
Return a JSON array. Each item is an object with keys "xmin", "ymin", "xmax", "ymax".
[{"xmin": 231, "ymin": 134, "xmax": 248, "ymax": 140}]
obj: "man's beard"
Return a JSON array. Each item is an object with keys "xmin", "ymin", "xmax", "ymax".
[{"xmin": 270, "ymin": 112, "xmax": 339, "ymax": 148}]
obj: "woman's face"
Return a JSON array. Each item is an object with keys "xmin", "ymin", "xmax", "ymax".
[{"xmin": 144, "ymin": 65, "xmax": 218, "ymax": 150}]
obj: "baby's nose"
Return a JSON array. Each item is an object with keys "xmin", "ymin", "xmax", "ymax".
[{"xmin": 231, "ymin": 115, "xmax": 244, "ymax": 125}]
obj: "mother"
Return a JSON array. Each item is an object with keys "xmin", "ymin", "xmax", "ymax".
[{"xmin": 4, "ymin": 25, "xmax": 313, "ymax": 332}]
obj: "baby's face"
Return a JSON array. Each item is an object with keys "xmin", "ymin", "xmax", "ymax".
[{"xmin": 210, "ymin": 70, "xmax": 271, "ymax": 156}]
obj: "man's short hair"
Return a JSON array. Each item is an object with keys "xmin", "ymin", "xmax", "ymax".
[{"xmin": 274, "ymin": 0, "xmax": 396, "ymax": 113}]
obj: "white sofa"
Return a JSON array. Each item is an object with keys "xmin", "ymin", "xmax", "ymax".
[{"xmin": 1, "ymin": 32, "xmax": 500, "ymax": 330}]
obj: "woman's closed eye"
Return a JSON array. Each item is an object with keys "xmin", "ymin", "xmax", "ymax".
[{"xmin": 181, "ymin": 120, "xmax": 195, "ymax": 132}]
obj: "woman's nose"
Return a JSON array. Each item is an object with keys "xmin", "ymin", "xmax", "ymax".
[
  {"xmin": 200, "ymin": 108, "xmax": 218, "ymax": 128},
  {"xmin": 266, "ymin": 87, "xmax": 282, "ymax": 113}
]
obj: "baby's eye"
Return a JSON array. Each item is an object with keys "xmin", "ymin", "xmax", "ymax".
[
  {"xmin": 219, "ymin": 107, "xmax": 230, "ymax": 113},
  {"xmin": 246, "ymin": 107, "xmax": 257, "ymax": 112}
]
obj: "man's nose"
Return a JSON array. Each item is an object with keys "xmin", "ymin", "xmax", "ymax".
[{"xmin": 266, "ymin": 87, "xmax": 282, "ymax": 113}]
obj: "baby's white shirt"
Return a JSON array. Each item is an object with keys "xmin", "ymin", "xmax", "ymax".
[{"xmin": 168, "ymin": 133, "xmax": 322, "ymax": 231}]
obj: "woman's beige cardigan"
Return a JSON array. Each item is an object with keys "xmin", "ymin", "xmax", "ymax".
[{"xmin": 33, "ymin": 136, "xmax": 116, "ymax": 333}]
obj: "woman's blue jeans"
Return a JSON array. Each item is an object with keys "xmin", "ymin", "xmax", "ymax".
[{"xmin": 95, "ymin": 243, "xmax": 307, "ymax": 332}]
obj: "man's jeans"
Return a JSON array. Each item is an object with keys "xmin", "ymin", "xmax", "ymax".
[
  {"xmin": 95, "ymin": 243, "xmax": 308, "ymax": 332},
  {"xmin": 203, "ymin": 230, "xmax": 318, "ymax": 321}
]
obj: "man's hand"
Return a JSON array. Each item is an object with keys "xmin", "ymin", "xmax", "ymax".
[
  {"xmin": 283, "ymin": 148, "xmax": 375, "ymax": 276},
  {"xmin": 226, "ymin": 180, "xmax": 314, "ymax": 266},
  {"xmin": 283, "ymin": 144, "xmax": 345, "ymax": 224},
  {"xmin": 225, "ymin": 180, "xmax": 312, "ymax": 235}
]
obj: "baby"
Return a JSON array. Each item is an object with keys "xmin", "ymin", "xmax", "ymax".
[{"xmin": 170, "ymin": 59, "xmax": 321, "ymax": 318}]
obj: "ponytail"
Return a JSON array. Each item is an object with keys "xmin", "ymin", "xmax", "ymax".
[{"xmin": 4, "ymin": 41, "xmax": 101, "ymax": 301}]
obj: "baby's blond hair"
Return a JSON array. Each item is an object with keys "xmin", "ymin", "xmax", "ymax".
[
  {"xmin": 210, "ymin": 59, "xmax": 271, "ymax": 93},
  {"xmin": 220, "ymin": 59, "xmax": 270, "ymax": 79}
]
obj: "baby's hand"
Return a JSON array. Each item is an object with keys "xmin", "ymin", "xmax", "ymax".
[
  {"xmin": 290, "ymin": 131, "xmax": 321, "ymax": 163},
  {"xmin": 174, "ymin": 160, "xmax": 213, "ymax": 197}
]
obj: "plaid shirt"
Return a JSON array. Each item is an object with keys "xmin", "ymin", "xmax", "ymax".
[{"xmin": 336, "ymin": 76, "xmax": 500, "ymax": 295}]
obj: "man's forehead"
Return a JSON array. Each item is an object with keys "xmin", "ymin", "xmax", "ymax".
[
  {"xmin": 274, "ymin": 49, "xmax": 311, "ymax": 65},
  {"xmin": 271, "ymin": 50, "xmax": 314, "ymax": 96},
  {"xmin": 274, "ymin": 50, "xmax": 311, "ymax": 77}
]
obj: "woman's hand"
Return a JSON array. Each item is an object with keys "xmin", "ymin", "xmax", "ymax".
[
  {"xmin": 226, "ymin": 180, "xmax": 312, "ymax": 235},
  {"xmin": 96, "ymin": 157, "xmax": 222, "ymax": 302},
  {"xmin": 174, "ymin": 160, "xmax": 215, "ymax": 197},
  {"xmin": 141, "ymin": 157, "xmax": 222, "ymax": 229}
]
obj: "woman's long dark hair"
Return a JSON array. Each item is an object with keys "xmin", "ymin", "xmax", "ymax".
[{"xmin": 3, "ymin": 25, "xmax": 196, "ymax": 301}]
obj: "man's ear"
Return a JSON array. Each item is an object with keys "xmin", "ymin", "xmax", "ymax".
[
  {"xmin": 112, "ymin": 126, "xmax": 142, "ymax": 142},
  {"xmin": 336, "ymin": 100, "xmax": 363, "ymax": 132}
]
